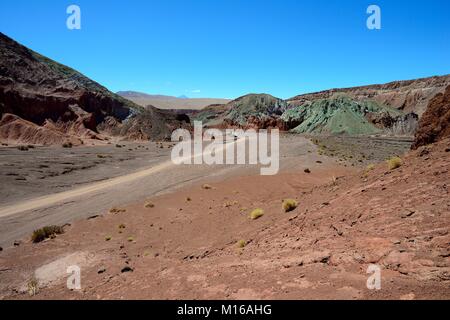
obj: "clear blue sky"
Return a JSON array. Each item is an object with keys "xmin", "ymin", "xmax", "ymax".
[{"xmin": 1, "ymin": 0, "xmax": 449, "ymax": 99}]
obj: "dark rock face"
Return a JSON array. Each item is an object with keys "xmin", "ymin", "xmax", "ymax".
[{"xmin": 412, "ymin": 85, "xmax": 450, "ymax": 149}]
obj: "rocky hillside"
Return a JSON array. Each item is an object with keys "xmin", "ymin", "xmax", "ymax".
[
  {"xmin": 412, "ymin": 85, "xmax": 450, "ymax": 149},
  {"xmin": 0, "ymin": 33, "xmax": 189, "ymax": 145},
  {"xmin": 192, "ymin": 94, "xmax": 289, "ymax": 129},
  {"xmin": 282, "ymin": 95, "xmax": 418, "ymax": 136},
  {"xmin": 194, "ymin": 92, "xmax": 419, "ymax": 136},
  {"xmin": 288, "ymin": 75, "xmax": 450, "ymax": 117}
]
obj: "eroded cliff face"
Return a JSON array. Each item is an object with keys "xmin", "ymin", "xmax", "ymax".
[
  {"xmin": 288, "ymin": 75, "xmax": 450, "ymax": 117},
  {"xmin": 412, "ymin": 85, "xmax": 450, "ymax": 149}
]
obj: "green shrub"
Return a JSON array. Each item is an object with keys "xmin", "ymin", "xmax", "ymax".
[
  {"xmin": 282, "ymin": 199, "xmax": 298, "ymax": 213},
  {"xmin": 237, "ymin": 240, "xmax": 246, "ymax": 248},
  {"xmin": 250, "ymin": 208, "xmax": 264, "ymax": 220},
  {"xmin": 387, "ymin": 157, "xmax": 402, "ymax": 170},
  {"xmin": 31, "ymin": 225, "xmax": 64, "ymax": 243}
]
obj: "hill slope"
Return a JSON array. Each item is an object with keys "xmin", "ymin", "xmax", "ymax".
[
  {"xmin": 0, "ymin": 33, "xmax": 189, "ymax": 145},
  {"xmin": 288, "ymin": 75, "xmax": 450, "ymax": 117}
]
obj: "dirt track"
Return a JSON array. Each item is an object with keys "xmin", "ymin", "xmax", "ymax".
[{"xmin": 0, "ymin": 135, "xmax": 328, "ymax": 248}]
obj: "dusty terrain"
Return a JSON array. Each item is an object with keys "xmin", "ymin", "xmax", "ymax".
[
  {"xmin": 0, "ymin": 135, "xmax": 448, "ymax": 300},
  {"xmin": 117, "ymin": 91, "xmax": 230, "ymax": 111},
  {"xmin": 0, "ymin": 135, "xmax": 329, "ymax": 249}
]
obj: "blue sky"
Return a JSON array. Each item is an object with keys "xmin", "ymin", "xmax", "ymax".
[{"xmin": 0, "ymin": 0, "xmax": 449, "ymax": 99}]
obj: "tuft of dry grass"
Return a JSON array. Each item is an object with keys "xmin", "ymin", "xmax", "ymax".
[
  {"xmin": 282, "ymin": 199, "xmax": 298, "ymax": 213},
  {"xmin": 118, "ymin": 224, "xmax": 126, "ymax": 230},
  {"xmin": 27, "ymin": 277, "xmax": 39, "ymax": 296},
  {"xmin": 105, "ymin": 236, "xmax": 112, "ymax": 241},
  {"xmin": 127, "ymin": 237, "xmax": 134, "ymax": 242},
  {"xmin": 237, "ymin": 240, "xmax": 246, "ymax": 248},
  {"xmin": 144, "ymin": 202, "xmax": 155, "ymax": 208},
  {"xmin": 387, "ymin": 157, "xmax": 402, "ymax": 170},
  {"xmin": 31, "ymin": 225, "xmax": 64, "ymax": 243},
  {"xmin": 366, "ymin": 164, "xmax": 375, "ymax": 171},
  {"xmin": 250, "ymin": 208, "xmax": 264, "ymax": 220},
  {"xmin": 110, "ymin": 207, "xmax": 126, "ymax": 214}
]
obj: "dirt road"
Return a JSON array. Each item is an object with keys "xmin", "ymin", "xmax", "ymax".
[{"xmin": 0, "ymin": 136, "xmax": 326, "ymax": 248}]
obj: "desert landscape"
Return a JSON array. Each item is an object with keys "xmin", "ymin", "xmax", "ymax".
[{"xmin": 0, "ymin": 25, "xmax": 449, "ymax": 302}]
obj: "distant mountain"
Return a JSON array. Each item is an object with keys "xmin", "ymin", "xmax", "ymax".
[
  {"xmin": 117, "ymin": 91, "xmax": 230, "ymax": 110},
  {"xmin": 0, "ymin": 33, "xmax": 189, "ymax": 145}
]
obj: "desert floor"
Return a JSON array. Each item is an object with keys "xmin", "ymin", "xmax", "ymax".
[{"xmin": 1, "ymin": 135, "xmax": 448, "ymax": 300}]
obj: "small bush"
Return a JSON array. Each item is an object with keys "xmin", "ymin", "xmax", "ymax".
[
  {"xmin": 145, "ymin": 202, "xmax": 155, "ymax": 208},
  {"xmin": 250, "ymin": 208, "xmax": 264, "ymax": 220},
  {"xmin": 237, "ymin": 240, "xmax": 246, "ymax": 248},
  {"xmin": 127, "ymin": 237, "xmax": 134, "ymax": 242},
  {"xmin": 31, "ymin": 225, "xmax": 64, "ymax": 243},
  {"xmin": 110, "ymin": 207, "xmax": 126, "ymax": 214},
  {"xmin": 282, "ymin": 199, "xmax": 298, "ymax": 213},
  {"xmin": 28, "ymin": 277, "xmax": 39, "ymax": 296},
  {"xmin": 387, "ymin": 157, "xmax": 402, "ymax": 170},
  {"xmin": 366, "ymin": 164, "xmax": 375, "ymax": 171},
  {"xmin": 105, "ymin": 236, "xmax": 112, "ymax": 241}
]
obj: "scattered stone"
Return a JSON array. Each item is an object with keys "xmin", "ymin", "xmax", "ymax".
[
  {"xmin": 0, "ymin": 246, "xmax": 3, "ymax": 252},
  {"xmin": 13, "ymin": 240, "xmax": 21, "ymax": 247},
  {"xmin": 202, "ymin": 184, "xmax": 213, "ymax": 190},
  {"xmin": 304, "ymin": 168, "xmax": 311, "ymax": 174},
  {"xmin": 121, "ymin": 266, "xmax": 133, "ymax": 273},
  {"xmin": 87, "ymin": 215, "xmax": 100, "ymax": 220},
  {"xmin": 97, "ymin": 268, "xmax": 106, "ymax": 274}
]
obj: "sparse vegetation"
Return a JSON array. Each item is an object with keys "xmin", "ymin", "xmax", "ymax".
[
  {"xmin": 237, "ymin": 240, "xmax": 246, "ymax": 248},
  {"xmin": 110, "ymin": 207, "xmax": 126, "ymax": 214},
  {"xmin": 387, "ymin": 156, "xmax": 403, "ymax": 170},
  {"xmin": 145, "ymin": 201, "xmax": 155, "ymax": 208},
  {"xmin": 105, "ymin": 236, "xmax": 112, "ymax": 241},
  {"xmin": 31, "ymin": 225, "xmax": 64, "ymax": 243},
  {"xmin": 366, "ymin": 164, "xmax": 375, "ymax": 171},
  {"xmin": 282, "ymin": 199, "xmax": 298, "ymax": 213},
  {"xmin": 250, "ymin": 208, "xmax": 264, "ymax": 220},
  {"xmin": 27, "ymin": 277, "xmax": 39, "ymax": 296},
  {"xmin": 127, "ymin": 237, "xmax": 134, "ymax": 242},
  {"xmin": 118, "ymin": 224, "xmax": 126, "ymax": 229}
]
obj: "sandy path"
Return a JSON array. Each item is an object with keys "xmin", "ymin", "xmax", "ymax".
[
  {"xmin": 1, "ymin": 135, "xmax": 324, "ymax": 248},
  {"xmin": 0, "ymin": 139, "xmax": 243, "ymax": 218}
]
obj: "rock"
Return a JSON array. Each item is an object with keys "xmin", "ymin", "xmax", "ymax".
[
  {"xmin": 412, "ymin": 85, "xmax": 450, "ymax": 149},
  {"xmin": 304, "ymin": 168, "xmax": 311, "ymax": 174},
  {"xmin": 97, "ymin": 268, "xmax": 106, "ymax": 274},
  {"xmin": 13, "ymin": 240, "xmax": 21, "ymax": 247},
  {"xmin": 400, "ymin": 293, "xmax": 416, "ymax": 300},
  {"xmin": 121, "ymin": 266, "xmax": 133, "ymax": 273}
]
